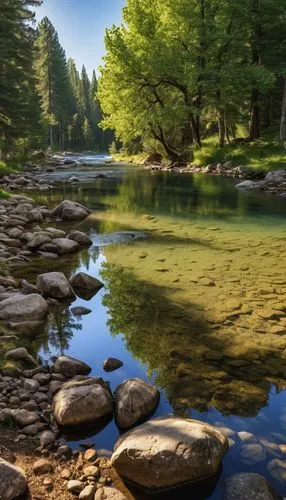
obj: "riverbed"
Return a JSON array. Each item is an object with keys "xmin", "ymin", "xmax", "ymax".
[{"xmin": 12, "ymin": 158, "xmax": 286, "ymax": 498}]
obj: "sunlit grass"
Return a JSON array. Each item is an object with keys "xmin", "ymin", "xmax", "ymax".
[{"xmin": 194, "ymin": 126, "xmax": 286, "ymax": 171}]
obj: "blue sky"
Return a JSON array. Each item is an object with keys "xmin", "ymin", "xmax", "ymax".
[{"xmin": 35, "ymin": 0, "xmax": 125, "ymax": 77}]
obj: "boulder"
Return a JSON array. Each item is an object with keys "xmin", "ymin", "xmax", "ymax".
[
  {"xmin": 5, "ymin": 347, "xmax": 37, "ymax": 368},
  {"xmin": 27, "ymin": 232, "xmax": 52, "ymax": 250},
  {"xmin": 13, "ymin": 409, "xmax": 39, "ymax": 427},
  {"xmin": 53, "ymin": 355, "xmax": 91, "ymax": 377},
  {"xmin": 0, "ymin": 459, "xmax": 27, "ymax": 500},
  {"xmin": 111, "ymin": 416, "xmax": 228, "ymax": 490},
  {"xmin": 0, "ymin": 293, "xmax": 48, "ymax": 320},
  {"xmin": 52, "ymin": 377, "xmax": 113, "ymax": 427},
  {"xmin": 265, "ymin": 170, "xmax": 286, "ymax": 184},
  {"xmin": 70, "ymin": 272, "xmax": 103, "ymax": 300},
  {"xmin": 68, "ymin": 230, "xmax": 92, "ymax": 246},
  {"xmin": 223, "ymin": 473, "xmax": 282, "ymax": 500},
  {"xmin": 50, "ymin": 200, "xmax": 91, "ymax": 221},
  {"xmin": 52, "ymin": 238, "xmax": 79, "ymax": 255},
  {"xmin": 36, "ymin": 272, "xmax": 75, "ymax": 299},
  {"xmin": 114, "ymin": 378, "xmax": 159, "ymax": 429}
]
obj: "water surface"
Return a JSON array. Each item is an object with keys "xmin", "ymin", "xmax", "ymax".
[{"xmin": 14, "ymin": 160, "xmax": 286, "ymax": 498}]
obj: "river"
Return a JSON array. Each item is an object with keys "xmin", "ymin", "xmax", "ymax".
[{"xmin": 13, "ymin": 156, "xmax": 286, "ymax": 498}]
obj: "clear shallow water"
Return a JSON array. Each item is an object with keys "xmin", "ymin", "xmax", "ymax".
[{"xmin": 14, "ymin": 159, "xmax": 286, "ymax": 498}]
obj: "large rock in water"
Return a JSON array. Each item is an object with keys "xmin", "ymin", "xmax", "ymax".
[
  {"xmin": 68, "ymin": 231, "xmax": 92, "ymax": 247},
  {"xmin": 53, "ymin": 355, "xmax": 91, "ymax": 377},
  {"xmin": 111, "ymin": 416, "xmax": 228, "ymax": 491},
  {"xmin": 224, "ymin": 473, "xmax": 282, "ymax": 500},
  {"xmin": 36, "ymin": 272, "xmax": 75, "ymax": 299},
  {"xmin": 50, "ymin": 200, "xmax": 91, "ymax": 221},
  {"xmin": 0, "ymin": 293, "xmax": 48, "ymax": 320},
  {"xmin": 53, "ymin": 378, "xmax": 113, "ymax": 427},
  {"xmin": 0, "ymin": 458, "xmax": 27, "ymax": 499},
  {"xmin": 52, "ymin": 238, "xmax": 79, "ymax": 255},
  {"xmin": 114, "ymin": 378, "xmax": 160, "ymax": 429},
  {"xmin": 70, "ymin": 272, "xmax": 103, "ymax": 300}
]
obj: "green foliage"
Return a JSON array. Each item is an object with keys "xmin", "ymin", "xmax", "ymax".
[
  {"xmin": 99, "ymin": 0, "xmax": 286, "ymax": 161},
  {"xmin": 0, "ymin": 189, "xmax": 11, "ymax": 199}
]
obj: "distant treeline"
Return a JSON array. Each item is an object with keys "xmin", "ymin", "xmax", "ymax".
[
  {"xmin": 99, "ymin": 0, "xmax": 286, "ymax": 161},
  {"xmin": 0, "ymin": 1, "xmax": 112, "ymax": 158}
]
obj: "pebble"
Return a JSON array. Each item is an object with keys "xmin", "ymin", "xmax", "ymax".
[
  {"xmin": 84, "ymin": 449, "xmax": 98, "ymax": 462},
  {"xmin": 32, "ymin": 459, "xmax": 54, "ymax": 475},
  {"xmin": 68, "ymin": 480, "xmax": 85, "ymax": 493}
]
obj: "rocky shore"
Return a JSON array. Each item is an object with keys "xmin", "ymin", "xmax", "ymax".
[{"xmin": 144, "ymin": 159, "xmax": 286, "ymax": 198}]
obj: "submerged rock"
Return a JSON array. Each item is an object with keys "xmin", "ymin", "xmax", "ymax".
[
  {"xmin": 114, "ymin": 378, "xmax": 160, "ymax": 429},
  {"xmin": 53, "ymin": 355, "xmax": 91, "ymax": 377},
  {"xmin": 52, "ymin": 377, "xmax": 113, "ymax": 427},
  {"xmin": 36, "ymin": 272, "xmax": 75, "ymax": 299},
  {"xmin": 0, "ymin": 293, "xmax": 48, "ymax": 320},
  {"xmin": 0, "ymin": 459, "xmax": 27, "ymax": 500},
  {"xmin": 111, "ymin": 416, "xmax": 228, "ymax": 490},
  {"xmin": 71, "ymin": 306, "xmax": 92, "ymax": 316},
  {"xmin": 224, "ymin": 472, "xmax": 282, "ymax": 499}
]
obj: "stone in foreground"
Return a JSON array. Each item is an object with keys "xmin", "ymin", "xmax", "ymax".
[
  {"xmin": 36, "ymin": 272, "xmax": 75, "ymax": 299},
  {"xmin": 94, "ymin": 487, "xmax": 128, "ymax": 499},
  {"xmin": 53, "ymin": 355, "xmax": 91, "ymax": 377},
  {"xmin": 50, "ymin": 200, "xmax": 91, "ymax": 221},
  {"xmin": 114, "ymin": 378, "xmax": 159, "ymax": 429},
  {"xmin": 223, "ymin": 473, "xmax": 282, "ymax": 500},
  {"xmin": 53, "ymin": 377, "xmax": 113, "ymax": 427},
  {"xmin": 111, "ymin": 416, "xmax": 228, "ymax": 491},
  {"xmin": 0, "ymin": 458, "xmax": 27, "ymax": 500},
  {"xmin": 0, "ymin": 293, "xmax": 48, "ymax": 320},
  {"xmin": 70, "ymin": 272, "xmax": 104, "ymax": 300}
]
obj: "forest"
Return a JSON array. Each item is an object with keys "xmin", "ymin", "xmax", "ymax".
[
  {"xmin": 99, "ymin": 0, "xmax": 286, "ymax": 163},
  {"xmin": 0, "ymin": 0, "xmax": 111, "ymax": 159}
]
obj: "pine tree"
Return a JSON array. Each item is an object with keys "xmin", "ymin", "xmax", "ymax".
[
  {"xmin": 34, "ymin": 17, "xmax": 73, "ymax": 149},
  {"xmin": 0, "ymin": 0, "xmax": 42, "ymax": 156}
]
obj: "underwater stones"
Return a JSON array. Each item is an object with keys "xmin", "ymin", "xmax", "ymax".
[
  {"xmin": 68, "ymin": 231, "xmax": 92, "ymax": 246},
  {"xmin": 238, "ymin": 431, "xmax": 257, "ymax": 444},
  {"xmin": 223, "ymin": 473, "xmax": 282, "ymax": 500},
  {"xmin": 70, "ymin": 272, "xmax": 104, "ymax": 300},
  {"xmin": 111, "ymin": 416, "xmax": 228, "ymax": 490},
  {"xmin": 36, "ymin": 272, "xmax": 75, "ymax": 299},
  {"xmin": 53, "ymin": 355, "xmax": 91, "ymax": 378},
  {"xmin": 271, "ymin": 325, "xmax": 286, "ymax": 335},
  {"xmin": 0, "ymin": 459, "xmax": 27, "ymax": 500},
  {"xmin": 114, "ymin": 378, "xmax": 160, "ymax": 429},
  {"xmin": 32, "ymin": 458, "xmax": 54, "ymax": 475},
  {"xmin": 255, "ymin": 308, "xmax": 281, "ymax": 320},
  {"xmin": 50, "ymin": 200, "xmax": 91, "ymax": 221},
  {"xmin": 267, "ymin": 459, "xmax": 286, "ymax": 481},
  {"xmin": 240, "ymin": 444, "xmax": 266, "ymax": 465},
  {"xmin": 0, "ymin": 293, "xmax": 48, "ymax": 320},
  {"xmin": 52, "ymin": 377, "xmax": 113, "ymax": 427}
]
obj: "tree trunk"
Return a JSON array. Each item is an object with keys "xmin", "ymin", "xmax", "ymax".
[
  {"xmin": 190, "ymin": 114, "xmax": 201, "ymax": 147},
  {"xmin": 218, "ymin": 112, "xmax": 225, "ymax": 147},
  {"xmin": 49, "ymin": 126, "xmax": 54, "ymax": 149},
  {"xmin": 280, "ymin": 77, "xmax": 286, "ymax": 143},
  {"xmin": 249, "ymin": 89, "xmax": 260, "ymax": 140},
  {"xmin": 263, "ymin": 96, "xmax": 271, "ymax": 128}
]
